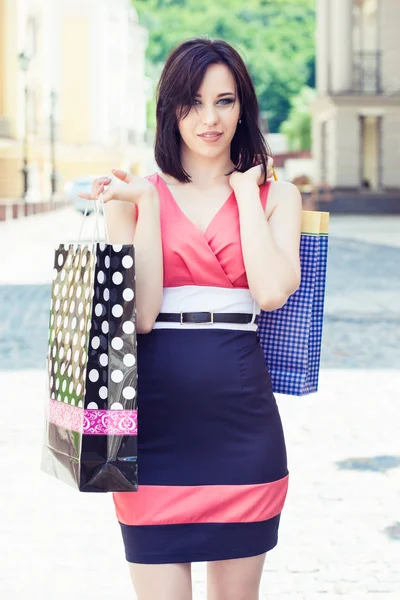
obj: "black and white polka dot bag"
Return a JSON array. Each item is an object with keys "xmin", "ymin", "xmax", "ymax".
[{"xmin": 41, "ymin": 195, "xmax": 138, "ymax": 492}]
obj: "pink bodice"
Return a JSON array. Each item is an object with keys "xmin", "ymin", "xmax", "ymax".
[{"xmin": 141, "ymin": 173, "xmax": 270, "ymax": 289}]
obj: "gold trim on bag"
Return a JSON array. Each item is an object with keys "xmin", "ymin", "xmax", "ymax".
[{"xmin": 301, "ymin": 210, "xmax": 330, "ymax": 235}]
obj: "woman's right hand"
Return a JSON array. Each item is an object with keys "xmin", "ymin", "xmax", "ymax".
[{"xmin": 78, "ymin": 169, "xmax": 157, "ymax": 205}]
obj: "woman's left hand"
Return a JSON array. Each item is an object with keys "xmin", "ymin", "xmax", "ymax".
[{"xmin": 229, "ymin": 156, "xmax": 274, "ymax": 191}]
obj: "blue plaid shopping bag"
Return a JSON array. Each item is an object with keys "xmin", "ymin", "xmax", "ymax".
[{"xmin": 257, "ymin": 211, "xmax": 329, "ymax": 396}]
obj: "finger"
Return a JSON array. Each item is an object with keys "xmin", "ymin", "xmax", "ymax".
[
  {"xmin": 93, "ymin": 177, "xmax": 111, "ymax": 191},
  {"xmin": 102, "ymin": 188, "xmax": 114, "ymax": 204},
  {"xmin": 260, "ymin": 163, "xmax": 267, "ymax": 178},
  {"xmin": 94, "ymin": 177, "xmax": 111, "ymax": 193},
  {"xmin": 94, "ymin": 177, "xmax": 111, "ymax": 190},
  {"xmin": 78, "ymin": 193, "xmax": 92, "ymax": 199},
  {"xmin": 95, "ymin": 182, "xmax": 110, "ymax": 198},
  {"xmin": 112, "ymin": 169, "xmax": 132, "ymax": 183},
  {"xmin": 266, "ymin": 156, "xmax": 275, "ymax": 179}
]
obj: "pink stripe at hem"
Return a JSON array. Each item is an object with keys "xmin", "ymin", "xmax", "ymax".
[{"xmin": 113, "ymin": 475, "xmax": 289, "ymax": 526}]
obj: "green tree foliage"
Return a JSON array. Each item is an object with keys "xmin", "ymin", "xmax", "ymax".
[
  {"xmin": 134, "ymin": 0, "xmax": 315, "ymax": 132},
  {"xmin": 280, "ymin": 85, "xmax": 316, "ymax": 151}
]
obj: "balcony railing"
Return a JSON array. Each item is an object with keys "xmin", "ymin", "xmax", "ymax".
[{"xmin": 353, "ymin": 51, "xmax": 381, "ymax": 94}]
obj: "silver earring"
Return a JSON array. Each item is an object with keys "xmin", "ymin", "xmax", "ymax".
[{"xmin": 239, "ymin": 119, "xmax": 242, "ymax": 124}]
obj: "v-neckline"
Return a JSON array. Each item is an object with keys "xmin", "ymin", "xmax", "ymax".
[{"xmin": 157, "ymin": 173, "xmax": 234, "ymax": 238}]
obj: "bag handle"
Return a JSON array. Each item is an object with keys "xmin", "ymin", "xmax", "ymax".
[{"xmin": 76, "ymin": 194, "xmax": 110, "ymax": 246}]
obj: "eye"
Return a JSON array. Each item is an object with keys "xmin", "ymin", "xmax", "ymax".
[{"xmin": 191, "ymin": 98, "xmax": 235, "ymax": 106}]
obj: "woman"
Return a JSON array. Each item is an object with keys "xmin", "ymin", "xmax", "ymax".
[{"xmin": 80, "ymin": 37, "xmax": 301, "ymax": 600}]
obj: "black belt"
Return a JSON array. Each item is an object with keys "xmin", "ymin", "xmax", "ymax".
[{"xmin": 155, "ymin": 312, "xmax": 259, "ymax": 325}]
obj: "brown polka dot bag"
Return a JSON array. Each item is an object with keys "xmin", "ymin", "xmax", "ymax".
[{"xmin": 40, "ymin": 197, "xmax": 138, "ymax": 492}]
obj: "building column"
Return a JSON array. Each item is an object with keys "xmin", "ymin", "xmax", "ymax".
[
  {"xmin": 335, "ymin": 109, "xmax": 360, "ymax": 187},
  {"xmin": 382, "ymin": 114, "xmax": 400, "ymax": 188},
  {"xmin": 312, "ymin": 118, "xmax": 322, "ymax": 183},
  {"xmin": 316, "ymin": 0, "xmax": 330, "ymax": 94},
  {"xmin": 330, "ymin": 0, "xmax": 354, "ymax": 93}
]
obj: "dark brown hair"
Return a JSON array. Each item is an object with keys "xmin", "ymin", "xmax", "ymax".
[{"xmin": 154, "ymin": 37, "xmax": 271, "ymax": 184}]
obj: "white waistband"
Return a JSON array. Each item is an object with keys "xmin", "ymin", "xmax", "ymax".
[{"xmin": 152, "ymin": 286, "xmax": 260, "ymax": 331}]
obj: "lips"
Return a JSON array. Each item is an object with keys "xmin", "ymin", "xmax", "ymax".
[
  {"xmin": 198, "ymin": 132, "xmax": 222, "ymax": 138},
  {"xmin": 198, "ymin": 132, "xmax": 223, "ymax": 143}
]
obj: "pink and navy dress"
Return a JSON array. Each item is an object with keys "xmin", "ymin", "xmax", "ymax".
[{"xmin": 112, "ymin": 172, "xmax": 289, "ymax": 564}]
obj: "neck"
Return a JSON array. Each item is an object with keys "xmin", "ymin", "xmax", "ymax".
[{"xmin": 180, "ymin": 145, "xmax": 235, "ymax": 188}]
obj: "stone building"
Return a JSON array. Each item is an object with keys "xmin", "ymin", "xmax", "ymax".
[{"xmin": 312, "ymin": 0, "xmax": 400, "ymax": 211}]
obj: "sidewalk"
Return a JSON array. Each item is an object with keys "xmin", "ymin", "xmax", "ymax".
[
  {"xmin": 0, "ymin": 208, "xmax": 399, "ymax": 599},
  {"xmin": 327, "ymin": 215, "xmax": 400, "ymax": 248},
  {"xmin": 0, "ymin": 206, "xmax": 98, "ymax": 285},
  {"xmin": 0, "ymin": 369, "xmax": 399, "ymax": 600}
]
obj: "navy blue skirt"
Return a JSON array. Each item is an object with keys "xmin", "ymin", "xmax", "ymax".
[{"xmin": 113, "ymin": 328, "xmax": 289, "ymax": 564}]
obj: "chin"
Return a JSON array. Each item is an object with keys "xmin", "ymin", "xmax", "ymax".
[{"xmin": 195, "ymin": 143, "xmax": 229, "ymax": 158}]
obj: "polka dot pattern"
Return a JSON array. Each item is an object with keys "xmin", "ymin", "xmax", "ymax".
[
  {"xmin": 112, "ymin": 272, "xmax": 123, "ymax": 285},
  {"xmin": 47, "ymin": 244, "xmax": 94, "ymax": 407},
  {"xmin": 85, "ymin": 244, "xmax": 137, "ymax": 410},
  {"xmin": 47, "ymin": 243, "xmax": 137, "ymax": 414}
]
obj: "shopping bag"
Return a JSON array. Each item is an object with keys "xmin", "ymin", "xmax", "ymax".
[
  {"xmin": 41, "ymin": 197, "xmax": 138, "ymax": 492},
  {"xmin": 307, "ymin": 212, "xmax": 329, "ymax": 393},
  {"xmin": 257, "ymin": 210, "xmax": 329, "ymax": 396}
]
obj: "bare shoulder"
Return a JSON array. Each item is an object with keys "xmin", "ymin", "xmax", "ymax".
[
  {"xmin": 264, "ymin": 180, "xmax": 301, "ymax": 217},
  {"xmin": 268, "ymin": 180, "xmax": 302, "ymax": 201},
  {"xmin": 160, "ymin": 172, "xmax": 180, "ymax": 186}
]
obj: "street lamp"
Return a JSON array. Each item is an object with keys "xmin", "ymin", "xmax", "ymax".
[
  {"xmin": 18, "ymin": 51, "xmax": 30, "ymax": 202},
  {"xmin": 50, "ymin": 90, "xmax": 57, "ymax": 198}
]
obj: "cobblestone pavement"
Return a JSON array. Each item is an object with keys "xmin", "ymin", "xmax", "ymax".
[
  {"xmin": 1, "ymin": 209, "xmax": 399, "ymax": 371},
  {"xmin": 0, "ymin": 208, "xmax": 399, "ymax": 599}
]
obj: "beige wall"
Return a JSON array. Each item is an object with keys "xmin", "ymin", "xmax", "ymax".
[
  {"xmin": 0, "ymin": 0, "xmax": 150, "ymax": 201},
  {"xmin": 0, "ymin": 0, "xmax": 18, "ymax": 137},
  {"xmin": 0, "ymin": 157, "xmax": 22, "ymax": 197},
  {"xmin": 0, "ymin": 0, "xmax": 20, "ymax": 196},
  {"xmin": 0, "ymin": 0, "xmax": 5, "ymax": 116},
  {"xmin": 59, "ymin": 18, "xmax": 90, "ymax": 144}
]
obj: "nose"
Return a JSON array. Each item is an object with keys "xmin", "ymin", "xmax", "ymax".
[{"xmin": 203, "ymin": 105, "xmax": 219, "ymax": 127}]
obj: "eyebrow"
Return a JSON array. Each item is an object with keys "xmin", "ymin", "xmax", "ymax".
[{"xmin": 193, "ymin": 92, "xmax": 235, "ymax": 98}]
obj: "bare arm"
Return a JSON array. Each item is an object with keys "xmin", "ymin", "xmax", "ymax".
[
  {"xmin": 81, "ymin": 174, "xmax": 164, "ymax": 334},
  {"xmin": 131, "ymin": 193, "xmax": 163, "ymax": 333},
  {"xmin": 104, "ymin": 191, "xmax": 163, "ymax": 334},
  {"xmin": 234, "ymin": 179, "xmax": 302, "ymax": 311}
]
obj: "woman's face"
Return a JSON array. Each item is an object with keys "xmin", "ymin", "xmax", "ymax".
[{"xmin": 177, "ymin": 63, "xmax": 241, "ymax": 160}]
